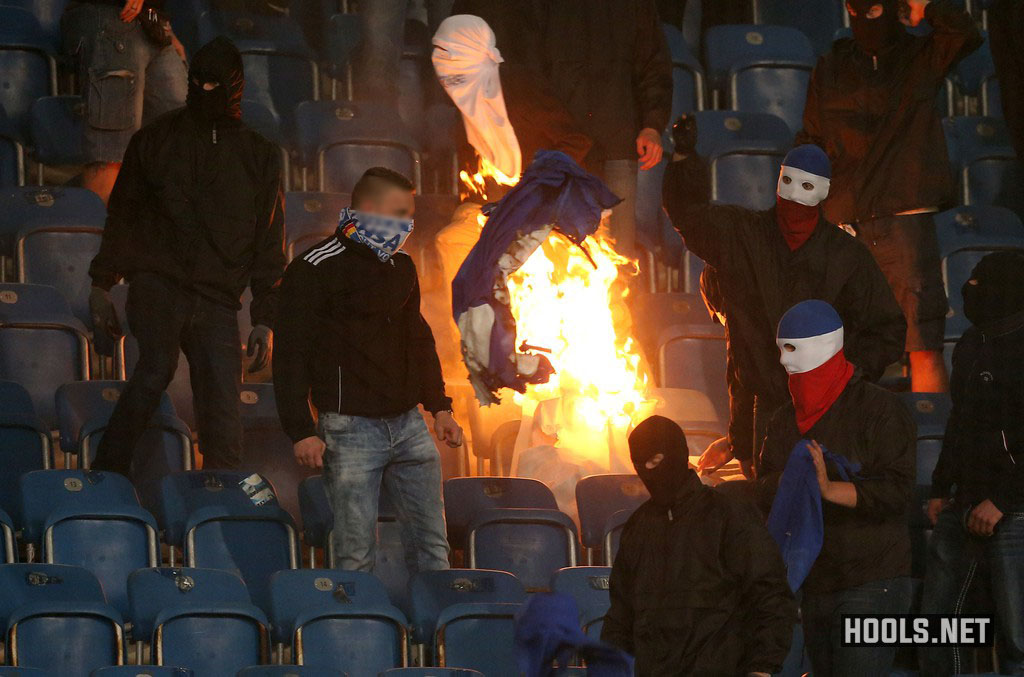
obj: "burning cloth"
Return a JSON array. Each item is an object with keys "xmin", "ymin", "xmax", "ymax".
[{"xmin": 452, "ymin": 150, "xmax": 621, "ymax": 404}]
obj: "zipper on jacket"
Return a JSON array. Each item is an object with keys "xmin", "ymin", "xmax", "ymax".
[
  {"xmin": 872, "ymin": 55, "xmax": 878, "ymax": 71},
  {"xmin": 212, "ymin": 125, "xmax": 218, "ymax": 145},
  {"xmin": 337, "ymin": 366, "xmax": 342, "ymax": 413}
]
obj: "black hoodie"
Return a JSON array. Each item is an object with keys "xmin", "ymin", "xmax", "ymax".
[{"xmin": 89, "ymin": 37, "xmax": 286, "ymax": 328}]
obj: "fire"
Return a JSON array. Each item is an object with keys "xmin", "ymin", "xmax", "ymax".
[{"xmin": 459, "ymin": 156, "xmax": 518, "ymax": 200}]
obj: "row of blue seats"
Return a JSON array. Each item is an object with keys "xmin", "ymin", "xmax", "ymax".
[
  {"xmin": 0, "ymin": 668, "xmax": 489, "ymax": 677},
  {"xmin": 0, "ymin": 561, "xmax": 606, "ymax": 675}
]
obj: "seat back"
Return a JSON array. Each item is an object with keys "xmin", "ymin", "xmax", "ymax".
[
  {"xmin": 663, "ymin": 24, "xmax": 704, "ymax": 120},
  {"xmin": 156, "ymin": 608, "xmax": 265, "ymax": 677},
  {"xmin": 283, "ymin": 192, "xmax": 351, "ymax": 261},
  {"xmin": 0, "ymin": 563, "xmax": 105, "ymax": 635},
  {"xmin": 238, "ymin": 50, "xmax": 315, "ymax": 124},
  {"xmin": 18, "ymin": 470, "xmax": 140, "ymax": 544},
  {"xmin": 0, "ymin": 508, "xmax": 14, "ymax": 563},
  {"xmin": 408, "ymin": 569, "xmax": 525, "ymax": 645},
  {"xmin": 434, "ymin": 602, "xmax": 520, "ymax": 677},
  {"xmin": 692, "ymin": 110, "xmax": 793, "ymax": 158},
  {"xmin": 268, "ymin": 569, "xmax": 391, "ymax": 645},
  {"xmin": 9, "ymin": 601, "xmax": 122, "ymax": 675},
  {"xmin": 320, "ymin": 145, "xmax": 417, "ymax": 195},
  {"xmin": 0, "ymin": 380, "xmax": 50, "ymax": 521},
  {"xmin": 293, "ymin": 603, "xmax": 407, "ymax": 673},
  {"xmin": 0, "ymin": 8, "xmax": 54, "ymax": 140},
  {"xmin": 602, "ymin": 509, "xmax": 635, "ymax": 566},
  {"xmin": 297, "ymin": 475, "xmax": 332, "ymax": 549},
  {"xmin": 91, "ymin": 667, "xmax": 194, "ymax": 676},
  {"xmin": 443, "ymin": 477, "xmax": 558, "ymax": 548},
  {"xmin": 28, "ymin": 95, "xmax": 86, "ymax": 167},
  {"xmin": 760, "ymin": 0, "xmax": 844, "ymax": 55},
  {"xmin": 898, "ymin": 393, "xmax": 952, "ymax": 440},
  {"xmin": 54, "ymin": 380, "xmax": 179, "ymax": 452},
  {"xmin": 467, "ymin": 509, "xmax": 579, "ymax": 592},
  {"xmin": 237, "ymin": 667, "xmax": 344, "ymax": 677},
  {"xmin": 711, "ymin": 148, "xmax": 785, "ymax": 209},
  {"xmin": 0, "ymin": 186, "xmax": 105, "ymax": 240},
  {"xmin": 127, "ymin": 567, "xmax": 250, "ymax": 639},
  {"xmin": 380, "ymin": 671, "xmax": 482, "ymax": 677},
  {"xmin": 732, "ymin": 66, "xmax": 811, "ymax": 136},
  {"xmin": 629, "ymin": 292, "xmax": 711, "ymax": 364},
  {"xmin": 657, "ymin": 324, "xmax": 728, "ymax": 422},
  {"xmin": 551, "ymin": 566, "xmax": 612, "ymax": 639},
  {"xmin": 156, "ymin": 471, "xmax": 282, "ymax": 546},
  {"xmin": 575, "ymin": 475, "xmax": 649, "ymax": 550}
]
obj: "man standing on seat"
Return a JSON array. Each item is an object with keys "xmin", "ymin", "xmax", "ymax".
[
  {"xmin": 274, "ymin": 167, "xmax": 462, "ymax": 573},
  {"xmin": 799, "ymin": 0, "xmax": 982, "ymax": 392},
  {"xmin": 88, "ymin": 37, "xmax": 284, "ymax": 474},
  {"xmin": 663, "ymin": 143, "xmax": 906, "ymax": 477}
]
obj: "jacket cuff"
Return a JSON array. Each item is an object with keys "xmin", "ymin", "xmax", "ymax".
[
  {"xmin": 929, "ymin": 484, "xmax": 952, "ymax": 500},
  {"xmin": 641, "ymin": 109, "xmax": 669, "ymax": 135},
  {"xmin": 285, "ymin": 422, "xmax": 318, "ymax": 444},
  {"xmin": 425, "ymin": 395, "xmax": 454, "ymax": 416}
]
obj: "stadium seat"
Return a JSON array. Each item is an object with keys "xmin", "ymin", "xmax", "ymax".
[
  {"xmin": 16, "ymin": 469, "xmax": 142, "ymax": 544},
  {"xmin": 324, "ymin": 13, "xmax": 363, "ymax": 79},
  {"xmin": 157, "ymin": 471, "xmax": 298, "ymax": 612},
  {"xmin": 434, "ymin": 602, "xmax": 520, "ymax": 676},
  {"xmin": 898, "ymin": 392, "xmax": 952, "ymax": 440},
  {"xmin": 292, "ymin": 101, "xmax": 422, "ymax": 194},
  {"xmin": 92, "ymin": 669, "xmax": 193, "ymax": 676},
  {"xmin": 0, "ymin": 185, "xmax": 105, "ymax": 252},
  {"xmin": 1, "ymin": 508, "xmax": 15, "ymax": 563},
  {"xmin": 953, "ymin": 32, "xmax": 995, "ymax": 112},
  {"xmin": 0, "ymin": 283, "xmax": 90, "ymax": 426},
  {"xmin": 0, "ymin": 7, "xmax": 57, "ymax": 142},
  {"xmin": 238, "ymin": 383, "xmax": 314, "ymax": 527},
  {"xmin": 0, "ymin": 380, "xmax": 51, "ymax": 521},
  {"xmin": 297, "ymin": 475, "xmax": 332, "ymax": 559},
  {"xmin": 29, "ymin": 95, "xmax": 87, "ymax": 172},
  {"xmin": 575, "ymin": 475, "xmax": 649, "ymax": 562},
  {"xmin": 0, "ymin": 563, "xmax": 105, "ymax": 630},
  {"xmin": 4, "ymin": 0, "xmax": 70, "ymax": 48},
  {"xmin": 0, "ymin": 106, "xmax": 25, "ymax": 188},
  {"xmin": 442, "ymin": 477, "xmax": 559, "ymax": 548},
  {"xmin": 602, "ymin": 509, "xmax": 633, "ymax": 565},
  {"xmin": 241, "ymin": 99, "xmax": 290, "ymax": 189},
  {"xmin": 760, "ymin": 0, "xmax": 845, "ymax": 55},
  {"xmin": 237, "ymin": 668, "xmax": 344, "ymax": 677},
  {"xmin": 704, "ymin": 25, "xmax": 815, "ymax": 135},
  {"xmin": 0, "ymin": 667, "xmax": 50, "ymax": 675},
  {"xmin": 126, "ymin": 567, "xmax": 250, "ymax": 638},
  {"xmin": 657, "ymin": 322, "xmax": 729, "ymax": 422},
  {"xmin": 284, "ymin": 192, "xmax": 350, "ymax": 261},
  {"xmin": 407, "ymin": 569, "xmax": 525, "ymax": 643},
  {"xmin": 272, "ymin": 570, "xmax": 408, "ymax": 672},
  {"xmin": 663, "ymin": 24, "xmax": 705, "ymax": 119},
  {"xmin": 380, "ymin": 671, "xmax": 482, "ymax": 677},
  {"xmin": 629, "ymin": 292, "xmax": 712, "ymax": 376},
  {"xmin": 467, "ymin": 508, "xmax": 579, "ymax": 591},
  {"xmin": 944, "ymin": 116, "xmax": 1024, "ymax": 214},
  {"xmin": 551, "ymin": 567, "xmax": 611, "ymax": 639}
]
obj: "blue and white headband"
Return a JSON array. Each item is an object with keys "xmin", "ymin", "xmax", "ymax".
[{"xmin": 338, "ymin": 207, "xmax": 414, "ymax": 262}]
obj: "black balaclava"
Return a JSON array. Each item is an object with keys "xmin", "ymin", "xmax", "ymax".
[
  {"xmin": 962, "ymin": 251, "xmax": 1024, "ymax": 329},
  {"xmin": 847, "ymin": 0, "xmax": 902, "ymax": 54},
  {"xmin": 187, "ymin": 36, "xmax": 244, "ymax": 125},
  {"xmin": 628, "ymin": 415, "xmax": 698, "ymax": 507}
]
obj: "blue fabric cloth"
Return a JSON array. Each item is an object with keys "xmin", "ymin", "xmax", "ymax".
[
  {"xmin": 782, "ymin": 144, "xmax": 831, "ymax": 179},
  {"xmin": 451, "ymin": 150, "xmax": 620, "ymax": 393},
  {"xmin": 767, "ymin": 440, "xmax": 862, "ymax": 592},
  {"xmin": 515, "ymin": 592, "xmax": 633, "ymax": 677},
  {"xmin": 777, "ymin": 299, "xmax": 844, "ymax": 339}
]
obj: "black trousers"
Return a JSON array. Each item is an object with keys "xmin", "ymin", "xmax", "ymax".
[{"xmin": 92, "ymin": 273, "xmax": 243, "ymax": 475}]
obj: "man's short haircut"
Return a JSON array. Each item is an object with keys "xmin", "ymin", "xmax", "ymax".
[{"xmin": 351, "ymin": 167, "xmax": 415, "ymax": 208}]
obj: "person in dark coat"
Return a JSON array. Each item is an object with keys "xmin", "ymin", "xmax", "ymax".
[
  {"xmin": 88, "ymin": 36, "xmax": 285, "ymax": 474},
  {"xmin": 798, "ymin": 0, "xmax": 982, "ymax": 392},
  {"xmin": 758, "ymin": 300, "xmax": 916, "ymax": 677},
  {"xmin": 920, "ymin": 251, "xmax": 1024, "ymax": 676},
  {"xmin": 664, "ymin": 142, "xmax": 906, "ymax": 475},
  {"xmin": 602, "ymin": 415, "xmax": 797, "ymax": 677}
]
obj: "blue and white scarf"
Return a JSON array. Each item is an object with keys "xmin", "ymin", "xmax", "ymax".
[{"xmin": 338, "ymin": 207, "xmax": 414, "ymax": 262}]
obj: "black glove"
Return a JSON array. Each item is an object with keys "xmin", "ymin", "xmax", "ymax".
[
  {"xmin": 89, "ymin": 286, "xmax": 123, "ymax": 352},
  {"xmin": 246, "ymin": 324, "xmax": 273, "ymax": 373},
  {"xmin": 671, "ymin": 113, "xmax": 698, "ymax": 157}
]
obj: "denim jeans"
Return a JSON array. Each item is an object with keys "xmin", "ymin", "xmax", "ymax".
[
  {"xmin": 321, "ymin": 408, "xmax": 450, "ymax": 574},
  {"xmin": 92, "ymin": 273, "xmax": 243, "ymax": 474},
  {"xmin": 801, "ymin": 576, "xmax": 914, "ymax": 677},
  {"xmin": 920, "ymin": 506, "xmax": 1024, "ymax": 676},
  {"xmin": 602, "ymin": 159, "xmax": 639, "ymax": 258}
]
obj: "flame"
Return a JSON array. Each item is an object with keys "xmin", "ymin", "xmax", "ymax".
[{"xmin": 460, "ymin": 156, "xmax": 518, "ymax": 201}]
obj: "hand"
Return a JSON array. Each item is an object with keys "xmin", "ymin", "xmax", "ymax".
[
  {"xmin": 171, "ymin": 33, "xmax": 187, "ymax": 63},
  {"xmin": 967, "ymin": 499, "xmax": 1003, "ymax": 537},
  {"xmin": 293, "ymin": 435, "xmax": 326, "ymax": 469},
  {"xmin": 926, "ymin": 497, "xmax": 950, "ymax": 526},
  {"xmin": 697, "ymin": 436, "xmax": 733, "ymax": 474},
  {"xmin": 89, "ymin": 286, "xmax": 123, "ymax": 341},
  {"xmin": 807, "ymin": 439, "xmax": 833, "ymax": 499},
  {"xmin": 433, "ymin": 410, "xmax": 464, "ymax": 448},
  {"xmin": 671, "ymin": 114, "xmax": 698, "ymax": 157},
  {"xmin": 748, "ymin": 673, "xmax": 772, "ymax": 677},
  {"xmin": 901, "ymin": 0, "xmax": 930, "ymax": 26},
  {"xmin": 636, "ymin": 127, "xmax": 664, "ymax": 170},
  {"xmin": 246, "ymin": 324, "xmax": 273, "ymax": 373},
  {"xmin": 120, "ymin": 0, "xmax": 144, "ymax": 22}
]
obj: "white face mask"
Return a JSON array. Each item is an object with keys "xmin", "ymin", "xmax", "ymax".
[
  {"xmin": 777, "ymin": 326, "xmax": 844, "ymax": 374},
  {"xmin": 777, "ymin": 165, "xmax": 830, "ymax": 206}
]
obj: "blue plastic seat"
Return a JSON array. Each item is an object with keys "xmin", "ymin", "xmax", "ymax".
[
  {"xmin": 407, "ymin": 569, "xmax": 525, "ymax": 646},
  {"xmin": 575, "ymin": 475, "xmax": 649, "ymax": 558},
  {"xmin": 158, "ymin": 471, "xmax": 298, "ymax": 613},
  {"xmin": 380, "ymin": 671, "xmax": 482, "ymax": 677},
  {"xmin": 92, "ymin": 668, "xmax": 193, "ymax": 676},
  {"xmin": 0, "ymin": 7, "xmax": 56, "ymax": 142},
  {"xmin": 663, "ymin": 24, "xmax": 705, "ymax": 121},
  {"xmin": 0, "ymin": 105, "xmax": 25, "ymax": 187},
  {"xmin": 276, "ymin": 570, "xmax": 408, "ymax": 672},
  {"xmin": 0, "ymin": 380, "xmax": 51, "ymax": 521},
  {"xmin": 3, "ymin": 0, "xmax": 70, "ymax": 48},
  {"xmin": 29, "ymin": 95, "xmax": 86, "ymax": 169},
  {"xmin": 602, "ymin": 509, "xmax": 633, "ymax": 565},
  {"xmin": 467, "ymin": 508, "xmax": 579, "ymax": 591},
  {"xmin": 0, "ymin": 185, "xmax": 105, "ymax": 242},
  {"xmin": 760, "ymin": 0, "xmax": 845, "ymax": 55},
  {"xmin": 898, "ymin": 393, "xmax": 952, "ymax": 440},
  {"xmin": 126, "ymin": 567, "xmax": 251, "ymax": 638},
  {"xmin": 0, "ymin": 667, "xmax": 51, "ymax": 675},
  {"xmin": 944, "ymin": 116, "xmax": 1024, "ymax": 213},
  {"xmin": 17, "ymin": 469, "xmax": 140, "ymax": 543},
  {"xmin": 292, "ymin": 101, "xmax": 421, "ymax": 194},
  {"xmin": 657, "ymin": 323, "xmax": 728, "ymax": 422},
  {"xmin": 551, "ymin": 566, "xmax": 611, "ymax": 639},
  {"xmin": 0, "ymin": 282, "xmax": 90, "ymax": 426},
  {"xmin": 704, "ymin": 25, "xmax": 815, "ymax": 135},
  {"xmin": 284, "ymin": 191, "xmax": 350, "ymax": 261},
  {"xmin": 297, "ymin": 475, "xmax": 332, "ymax": 555},
  {"xmin": 434, "ymin": 602, "xmax": 520, "ymax": 676},
  {"xmin": 442, "ymin": 477, "xmax": 558, "ymax": 548},
  {"xmin": 629, "ymin": 292, "xmax": 712, "ymax": 363},
  {"xmin": 1, "ymin": 508, "xmax": 15, "ymax": 563},
  {"xmin": 0, "ymin": 563, "xmax": 106, "ymax": 632},
  {"xmin": 237, "ymin": 668, "xmax": 344, "ymax": 677}
]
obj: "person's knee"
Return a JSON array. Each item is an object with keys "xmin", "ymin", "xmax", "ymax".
[{"xmin": 132, "ymin": 355, "xmax": 179, "ymax": 393}]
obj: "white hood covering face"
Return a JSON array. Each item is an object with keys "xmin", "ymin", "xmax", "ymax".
[{"xmin": 432, "ymin": 14, "xmax": 522, "ymax": 179}]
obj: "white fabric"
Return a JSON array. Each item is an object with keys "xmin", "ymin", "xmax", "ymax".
[
  {"xmin": 777, "ymin": 326, "xmax": 845, "ymax": 374},
  {"xmin": 777, "ymin": 165, "xmax": 831, "ymax": 207},
  {"xmin": 432, "ymin": 15, "xmax": 522, "ymax": 179}
]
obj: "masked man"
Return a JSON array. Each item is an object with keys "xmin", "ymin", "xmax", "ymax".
[
  {"xmin": 799, "ymin": 0, "xmax": 982, "ymax": 392},
  {"xmin": 273, "ymin": 167, "xmax": 463, "ymax": 574},
  {"xmin": 88, "ymin": 36, "xmax": 285, "ymax": 474},
  {"xmin": 663, "ymin": 143, "xmax": 906, "ymax": 477},
  {"xmin": 757, "ymin": 300, "xmax": 916, "ymax": 677},
  {"xmin": 920, "ymin": 251, "xmax": 1024, "ymax": 676},
  {"xmin": 602, "ymin": 415, "xmax": 796, "ymax": 676}
]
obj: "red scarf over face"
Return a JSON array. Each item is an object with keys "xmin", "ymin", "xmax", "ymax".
[
  {"xmin": 776, "ymin": 196, "xmax": 820, "ymax": 251},
  {"xmin": 788, "ymin": 349, "xmax": 855, "ymax": 433}
]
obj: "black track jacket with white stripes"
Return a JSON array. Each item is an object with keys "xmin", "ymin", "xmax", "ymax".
[{"xmin": 272, "ymin": 232, "xmax": 453, "ymax": 442}]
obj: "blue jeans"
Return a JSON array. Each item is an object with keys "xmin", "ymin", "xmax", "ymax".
[
  {"xmin": 320, "ymin": 408, "xmax": 450, "ymax": 573},
  {"xmin": 920, "ymin": 506, "xmax": 1024, "ymax": 676},
  {"xmin": 602, "ymin": 159, "xmax": 639, "ymax": 258},
  {"xmin": 801, "ymin": 577, "xmax": 914, "ymax": 677}
]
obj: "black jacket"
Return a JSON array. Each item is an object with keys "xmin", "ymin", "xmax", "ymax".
[
  {"xmin": 272, "ymin": 234, "xmax": 453, "ymax": 443},
  {"xmin": 89, "ymin": 48, "xmax": 285, "ymax": 328},
  {"xmin": 757, "ymin": 374, "xmax": 916, "ymax": 593},
  {"xmin": 798, "ymin": 0, "xmax": 982, "ymax": 224},
  {"xmin": 602, "ymin": 472, "xmax": 796, "ymax": 676},
  {"xmin": 664, "ymin": 161, "xmax": 907, "ymax": 461},
  {"xmin": 931, "ymin": 314, "xmax": 1024, "ymax": 513},
  {"xmin": 540, "ymin": 0, "xmax": 672, "ymax": 164}
]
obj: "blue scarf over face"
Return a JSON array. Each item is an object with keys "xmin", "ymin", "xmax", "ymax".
[{"xmin": 338, "ymin": 207, "xmax": 414, "ymax": 262}]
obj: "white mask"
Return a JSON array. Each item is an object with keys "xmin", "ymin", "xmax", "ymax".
[
  {"xmin": 777, "ymin": 165, "xmax": 830, "ymax": 207},
  {"xmin": 777, "ymin": 326, "xmax": 844, "ymax": 374}
]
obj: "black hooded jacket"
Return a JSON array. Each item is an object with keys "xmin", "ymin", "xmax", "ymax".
[
  {"xmin": 798, "ymin": 0, "xmax": 982, "ymax": 224},
  {"xmin": 89, "ymin": 37, "xmax": 286, "ymax": 328}
]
